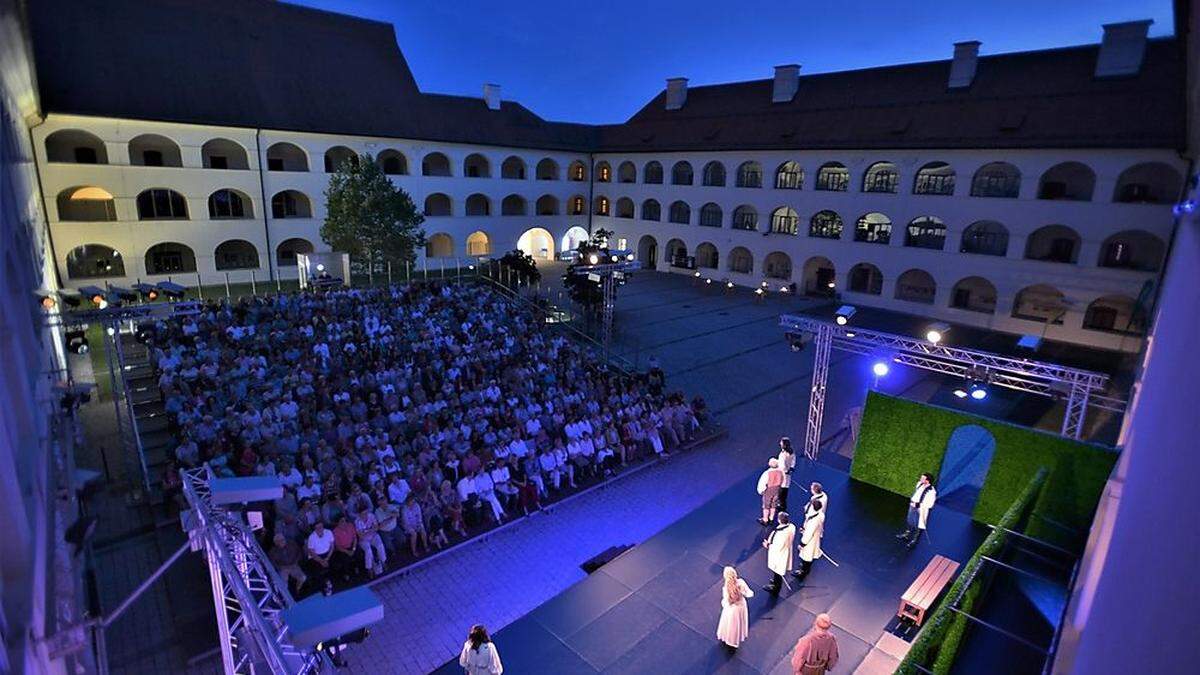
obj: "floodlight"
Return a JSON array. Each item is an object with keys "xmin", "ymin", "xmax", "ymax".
[
  {"xmin": 834, "ymin": 305, "xmax": 857, "ymax": 326},
  {"xmin": 827, "ymin": 281, "xmax": 835, "ymax": 289},
  {"xmin": 925, "ymin": 322, "xmax": 951, "ymax": 344},
  {"xmin": 134, "ymin": 283, "xmax": 159, "ymax": 301},
  {"xmin": 694, "ymin": 271, "xmax": 701, "ymax": 278},
  {"xmin": 105, "ymin": 326, "xmax": 116, "ymax": 337},
  {"xmin": 588, "ymin": 253, "xmax": 599, "ymax": 265},
  {"xmin": 755, "ymin": 288, "xmax": 764, "ymax": 295},
  {"xmin": 38, "ymin": 293, "xmax": 56, "ymax": 309},
  {"xmin": 780, "ymin": 285, "xmax": 790, "ymax": 292},
  {"xmin": 157, "ymin": 281, "xmax": 187, "ymax": 299},
  {"xmin": 610, "ymin": 254, "xmax": 618, "ymax": 262},
  {"xmin": 316, "ymin": 263, "xmax": 326, "ymax": 272},
  {"xmin": 872, "ymin": 362, "xmax": 890, "ymax": 377},
  {"xmin": 969, "ymin": 383, "xmax": 988, "ymax": 400},
  {"xmin": 625, "ymin": 253, "xmax": 635, "ymax": 261},
  {"xmin": 726, "ymin": 281, "xmax": 734, "ymax": 289},
  {"xmin": 705, "ymin": 278, "xmax": 712, "ymax": 285},
  {"xmin": 952, "ymin": 387, "xmax": 968, "ymax": 398}
]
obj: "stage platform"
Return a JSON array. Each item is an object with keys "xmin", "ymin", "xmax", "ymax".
[{"xmin": 434, "ymin": 462, "xmax": 987, "ymax": 674}]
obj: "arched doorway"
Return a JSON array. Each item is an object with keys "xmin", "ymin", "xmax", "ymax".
[
  {"xmin": 426, "ymin": 233, "xmax": 454, "ymax": 258},
  {"xmin": 561, "ymin": 226, "xmax": 589, "ymax": 253},
  {"xmin": 637, "ymin": 235, "xmax": 658, "ymax": 268},
  {"xmin": 466, "ymin": 231, "xmax": 491, "ymax": 257},
  {"xmin": 518, "ymin": 227, "xmax": 555, "ymax": 260},
  {"xmin": 802, "ymin": 256, "xmax": 836, "ymax": 297},
  {"xmin": 937, "ymin": 425, "xmax": 997, "ymax": 513}
]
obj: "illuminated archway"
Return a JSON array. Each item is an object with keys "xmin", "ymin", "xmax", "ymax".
[
  {"xmin": 561, "ymin": 226, "xmax": 589, "ymax": 253},
  {"xmin": 518, "ymin": 227, "xmax": 556, "ymax": 260}
]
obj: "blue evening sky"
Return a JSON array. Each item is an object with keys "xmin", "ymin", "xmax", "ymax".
[{"xmin": 293, "ymin": 0, "xmax": 1174, "ymax": 124}]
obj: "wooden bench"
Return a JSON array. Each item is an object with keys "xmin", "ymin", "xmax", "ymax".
[{"xmin": 898, "ymin": 555, "xmax": 960, "ymax": 626}]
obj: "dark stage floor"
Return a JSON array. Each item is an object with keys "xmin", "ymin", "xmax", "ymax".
[{"xmin": 434, "ymin": 463, "xmax": 987, "ymax": 674}]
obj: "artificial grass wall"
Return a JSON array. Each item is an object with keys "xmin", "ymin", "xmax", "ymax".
[{"xmin": 851, "ymin": 392, "xmax": 1117, "ymax": 547}]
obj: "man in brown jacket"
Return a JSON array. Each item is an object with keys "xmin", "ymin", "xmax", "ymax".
[{"xmin": 790, "ymin": 613, "xmax": 839, "ymax": 674}]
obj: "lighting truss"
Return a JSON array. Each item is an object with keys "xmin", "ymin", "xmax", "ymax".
[
  {"xmin": 181, "ymin": 465, "xmax": 325, "ymax": 675},
  {"xmin": 570, "ymin": 259, "xmax": 642, "ymax": 350},
  {"xmin": 779, "ymin": 314, "xmax": 1126, "ymax": 460}
]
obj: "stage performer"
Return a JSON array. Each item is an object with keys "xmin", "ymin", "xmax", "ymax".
[
  {"xmin": 762, "ymin": 511, "xmax": 796, "ymax": 594},
  {"xmin": 807, "ymin": 482, "xmax": 828, "ymax": 515},
  {"xmin": 896, "ymin": 472, "xmax": 937, "ymax": 548},
  {"xmin": 716, "ymin": 566, "xmax": 754, "ymax": 649},
  {"xmin": 458, "ymin": 624, "xmax": 503, "ymax": 675},
  {"xmin": 792, "ymin": 499, "xmax": 825, "ymax": 581},
  {"xmin": 789, "ymin": 613, "xmax": 839, "ymax": 675},
  {"xmin": 757, "ymin": 458, "xmax": 784, "ymax": 525},
  {"xmin": 777, "ymin": 437, "xmax": 797, "ymax": 510}
]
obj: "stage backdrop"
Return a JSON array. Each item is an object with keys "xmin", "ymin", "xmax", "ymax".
[{"xmin": 851, "ymin": 392, "xmax": 1117, "ymax": 547}]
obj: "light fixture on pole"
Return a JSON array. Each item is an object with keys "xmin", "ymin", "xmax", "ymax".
[
  {"xmin": 969, "ymin": 382, "xmax": 989, "ymax": 400},
  {"xmin": 835, "ymin": 304, "xmax": 857, "ymax": 326},
  {"xmin": 871, "ymin": 360, "xmax": 889, "ymax": 389},
  {"xmin": 925, "ymin": 322, "xmax": 951, "ymax": 344}
]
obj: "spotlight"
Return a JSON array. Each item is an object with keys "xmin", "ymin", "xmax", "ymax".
[
  {"xmin": 694, "ymin": 271, "xmax": 701, "ymax": 278},
  {"xmin": 588, "ymin": 253, "xmax": 599, "ymax": 265},
  {"xmin": 726, "ymin": 281, "xmax": 734, "ymax": 289},
  {"xmin": 105, "ymin": 326, "xmax": 116, "ymax": 337},
  {"xmin": 1173, "ymin": 199, "xmax": 1196, "ymax": 216},
  {"xmin": 610, "ymin": 254, "xmax": 618, "ymax": 262},
  {"xmin": 952, "ymin": 387, "xmax": 968, "ymax": 399},
  {"xmin": 834, "ymin": 304, "xmax": 857, "ymax": 326},
  {"xmin": 705, "ymin": 278, "xmax": 712, "ymax": 285},
  {"xmin": 468, "ymin": 264, "xmax": 476, "ymax": 270},
  {"xmin": 969, "ymin": 383, "xmax": 988, "ymax": 400},
  {"xmin": 761, "ymin": 281, "xmax": 769, "ymax": 288},
  {"xmin": 134, "ymin": 283, "xmax": 159, "ymax": 301},
  {"xmin": 66, "ymin": 329, "xmax": 89, "ymax": 355},
  {"xmin": 925, "ymin": 322, "xmax": 951, "ymax": 344},
  {"xmin": 755, "ymin": 288, "xmax": 764, "ymax": 296},
  {"xmin": 826, "ymin": 281, "xmax": 836, "ymax": 289},
  {"xmin": 316, "ymin": 263, "xmax": 326, "ymax": 272},
  {"xmin": 872, "ymin": 362, "xmax": 890, "ymax": 377},
  {"xmin": 780, "ymin": 285, "xmax": 790, "ymax": 293},
  {"xmin": 38, "ymin": 293, "xmax": 57, "ymax": 309},
  {"xmin": 626, "ymin": 253, "xmax": 635, "ymax": 261}
]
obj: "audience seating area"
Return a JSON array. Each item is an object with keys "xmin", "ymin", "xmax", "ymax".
[{"xmin": 150, "ymin": 281, "xmax": 713, "ymax": 595}]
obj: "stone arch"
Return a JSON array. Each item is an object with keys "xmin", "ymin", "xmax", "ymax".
[
  {"xmin": 848, "ymin": 263, "xmax": 883, "ymax": 295},
  {"xmin": 1098, "ymin": 229, "xmax": 1166, "ymax": 272},
  {"xmin": 1024, "ymin": 225, "xmax": 1081, "ymax": 264},
  {"xmin": 45, "ymin": 129, "xmax": 108, "ymax": 164},
  {"xmin": 960, "ymin": 221, "xmax": 1009, "ymax": 256},
  {"xmin": 463, "ymin": 153, "xmax": 490, "ymax": 178},
  {"xmin": 56, "ymin": 186, "xmax": 117, "ymax": 221},
  {"xmin": 895, "ymin": 269, "xmax": 936, "ymax": 304},
  {"xmin": 535, "ymin": 194, "xmax": 559, "ymax": 216},
  {"xmin": 695, "ymin": 242, "xmax": 719, "ymax": 269},
  {"xmin": 201, "ymin": 138, "xmax": 249, "ymax": 170},
  {"xmin": 324, "ymin": 146, "xmax": 358, "ymax": 172},
  {"xmin": 764, "ymin": 251, "xmax": 794, "ymax": 280},
  {"xmin": 949, "ymin": 276, "xmax": 998, "ymax": 314},
  {"xmin": 500, "ymin": 194, "xmax": 526, "ymax": 216},
  {"xmin": 637, "ymin": 235, "xmax": 659, "ymax": 267},
  {"xmin": 617, "ymin": 161, "xmax": 637, "ymax": 183},
  {"xmin": 970, "ymin": 161, "xmax": 1021, "ymax": 198},
  {"xmin": 378, "ymin": 149, "xmax": 408, "ymax": 175},
  {"xmin": 423, "ymin": 193, "xmax": 452, "ymax": 217},
  {"xmin": 136, "ymin": 188, "xmax": 189, "ymax": 220},
  {"xmin": 501, "ymin": 155, "xmax": 526, "ymax": 179},
  {"xmin": 913, "ymin": 161, "xmax": 955, "ymax": 195},
  {"xmin": 276, "ymin": 238, "xmax": 314, "ymax": 267},
  {"xmin": 536, "ymin": 158, "xmax": 559, "ymax": 180},
  {"xmin": 615, "ymin": 197, "xmax": 635, "ymax": 218},
  {"xmin": 1083, "ymin": 295, "xmax": 1144, "ymax": 334},
  {"xmin": 129, "ymin": 133, "xmax": 182, "ymax": 167},
  {"xmin": 426, "ymin": 233, "xmax": 455, "ymax": 258},
  {"xmin": 1038, "ymin": 161, "xmax": 1095, "ymax": 201},
  {"xmin": 665, "ymin": 238, "xmax": 688, "ymax": 267},
  {"xmin": 862, "ymin": 160, "xmax": 899, "ymax": 193},
  {"xmin": 561, "ymin": 227, "xmax": 589, "ymax": 253},
  {"xmin": 145, "ymin": 242, "xmax": 197, "ymax": 274},
  {"xmin": 214, "ymin": 239, "xmax": 261, "ymax": 270},
  {"xmin": 1012, "ymin": 284, "xmax": 1068, "ymax": 324},
  {"xmin": 801, "ymin": 256, "xmax": 836, "ymax": 296},
  {"xmin": 466, "ymin": 231, "xmax": 492, "ymax": 257},
  {"xmin": 1113, "ymin": 162, "xmax": 1182, "ymax": 204},
  {"xmin": 728, "ymin": 246, "xmax": 753, "ymax": 274},
  {"xmin": 66, "ymin": 244, "xmax": 125, "ymax": 279},
  {"xmin": 702, "ymin": 161, "xmax": 726, "ymax": 187},
  {"xmin": 207, "ymin": 189, "xmax": 253, "ymax": 219},
  {"xmin": 270, "ymin": 190, "xmax": 312, "ymax": 219},
  {"xmin": 266, "ymin": 142, "xmax": 308, "ymax": 171},
  {"xmin": 422, "ymin": 152, "xmax": 452, "ymax": 177}
]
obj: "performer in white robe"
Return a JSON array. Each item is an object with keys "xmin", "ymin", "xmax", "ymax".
[
  {"xmin": 793, "ymin": 499, "xmax": 825, "ymax": 580},
  {"xmin": 716, "ymin": 566, "xmax": 754, "ymax": 649},
  {"xmin": 776, "ymin": 437, "xmax": 797, "ymax": 510},
  {"xmin": 896, "ymin": 472, "xmax": 937, "ymax": 548},
  {"xmin": 762, "ymin": 511, "xmax": 796, "ymax": 594}
]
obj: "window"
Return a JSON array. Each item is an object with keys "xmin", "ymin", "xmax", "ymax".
[
  {"xmin": 466, "ymin": 194, "xmax": 490, "ymax": 216},
  {"xmin": 668, "ymin": 201, "xmax": 690, "ymax": 224},
  {"xmin": 536, "ymin": 158, "xmax": 558, "ymax": 180},
  {"xmin": 214, "ymin": 240, "xmax": 260, "ymax": 270},
  {"xmin": 905, "ymin": 216, "xmax": 946, "ymax": 250},
  {"xmin": 66, "ymin": 244, "xmax": 125, "ymax": 279},
  {"xmin": 145, "ymin": 242, "xmax": 197, "ymax": 274},
  {"xmin": 594, "ymin": 196, "xmax": 610, "ymax": 216},
  {"xmin": 816, "ymin": 163, "xmax": 849, "ymax": 191},
  {"xmin": 616, "ymin": 198, "xmax": 635, "ymax": 218},
  {"xmin": 848, "ymin": 264, "xmax": 883, "ymax": 295},
  {"xmin": 57, "ymin": 187, "xmax": 117, "ymax": 222},
  {"xmin": 266, "ymin": 143, "xmax": 308, "ymax": 172},
  {"xmin": 862, "ymin": 161, "xmax": 899, "ymax": 193},
  {"xmin": 379, "ymin": 151, "xmax": 408, "ymax": 175},
  {"xmin": 775, "ymin": 161, "xmax": 803, "ymax": 190},
  {"xmin": 702, "ymin": 161, "xmax": 726, "ymax": 187},
  {"xmin": 853, "ymin": 213, "xmax": 891, "ymax": 244},
  {"xmin": 913, "ymin": 162, "xmax": 955, "ymax": 195},
  {"xmin": 276, "ymin": 238, "xmax": 314, "ymax": 266},
  {"xmin": 75, "ymin": 147, "xmax": 98, "ymax": 164},
  {"xmin": 728, "ymin": 247, "xmax": 753, "ymax": 274},
  {"xmin": 596, "ymin": 162, "xmax": 611, "ymax": 182},
  {"xmin": 423, "ymin": 152, "xmax": 452, "ymax": 177},
  {"xmin": 970, "ymin": 162, "xmax": 1021, "ymax": 198},
  {"xmin": 1024, "ymin": 225, "xmax": 1080, "ymax": 264},
  {"xmin": 569, "ymin": 196, "xmax": 586, "ymax": 216},
  {"xmin": 202, "ymin": 138, "xmax": 249, "ymax": 170},
  {"xmin": 569, "ymin": 161, "xmax": 587, "ymax": 181},
  {"xmin": 208, "ymin": 189, "xmax": 249, "ymax": 219},
  {"xmin": 268, "ymin": 158, "xmax": 284, "ymax": 171},
  {"xmin": 1038, "ymin": 162, "xmax": 1095, "ymax": 201},
  {"xmin": 501, "ymin": 195, "xmax": 526, "ymax": 216},
  {"xmin": 642, "ymin": 199, "xmax": 661, "ymax": 221},
  {"xmin": 644, "ymin": 161, "xmax": 664, "ymax": 184},
  {"xmin": 671, "ymin": 161, "xmax": 693, "ymax": 186},
  {"xmin": 808, "ymin": 210, "xmax": 843, "ymax": 239},
  {"xmin": 501, "ymin": 156, "xmax": 526, "ymax": 179},
  {"xmin": 1113, "ymin": 162, "xmax": 1183, "ymax": 204},
  {"xmin": 960, "ymin": 221, "xmax": 1009, "ymax": 256},
  {"xmin": 771, "ymin": 207, "xmax": 799, "ymax": 235},
  {"xmin": 136, "ymin": 189, "xmax": 188, "ymax": 220},
  {"xmin": 736, "ymin": 161, "xmax": 762, "ymax": 188},
  {"xmin": 732, "ymin": 205, "xmax": 758, "ymax": 231},
  {"xmin": 208, "ymin": 155, "xmax": 228, "ymax": 170},
  {"xmin": 618, "ymin": 161, "xmax": 636, "ymax": 183},
  {"xmin": 950, "ymin": 277, "xmax": 997, "ymax": 314},
  {"xmin": 142, "ymin": 150, "xmax": 164, "ymax": 167},
  {"xmin": 45, "ymin": 129, "xmax": 108, "ymax": 164},
  {"xmin": 129, "ymin": 134, "xmax": 182, "ymax": 167},
  {"xmin": 272, "ymin": 190, "xmax": 312, "ymax": 219},
  {"xmin": 895, "ymin": 269, "xmax": 937, "ymax": 304},
  {"xmin": 699, "ymin": 203, "xmax": 722, "ymax": 227},
  {"xmin": 464, "ymin": 153, "xmax": 490, "ymax": 178}
]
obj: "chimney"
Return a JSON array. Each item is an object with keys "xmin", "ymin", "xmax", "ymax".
[
  {"xmin": 772, "ymin": 65, "xmax": 800, "ymax": 103},
  {"xmin": 665, "ymin": 77, "xmax": 688, "ymax": 110},
  {"xmin": 483, "ymin": 83, "xmax": 501, "ymax": 110},
  {"xmin": 1095, "ymin": 20, "xmax": 1152, "ymax": 77},
  {"xmin": 948, "ymin": 41, "xmax": 980, "ymax": 88}
]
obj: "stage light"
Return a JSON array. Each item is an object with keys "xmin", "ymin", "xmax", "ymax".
[
  {"xmin": 91, "ymin": 293, "xmax": 104, "ymax": 306},
  {"xmin": 755, "ymin": 288, "xmax": 764, "ymax": 295},
  {"xmin": 726, "ymin": 281, "xmax": 734, "ymax": 289},
  {"xmin": 66, "ymin": 330, "xmax": 89, "ymax": 355},
  {"xmin": 780, "ymin": 285, "xmax": 790, "ymax": 292},
  {"xmin": 1173, "ymin": 199, "xmax": 1196, "ymax": 216},
  {"xmin": 39, "ymin": 294, "xmax": 57, "ymax": 309},
  {"xmin": 872, "ymin": 362, "xmax": 890, "ymax": 377},
  {"xmin": 786, "ymin": 332, "xmax": 810, "ymax": 353},
  {"xmin": 761, "ymin": 281, "xmax": 769, "ymax": 288},
  {"xmin": 827, "ymin": 281, "xmax": 835, "ymax": 289},
  {"xmin": 834, "ymin": 305, "xmax": 857, "ymax": 326},
  {"xmin": 694, "ymin": 271, "xmax": 701, "ymax": 278},
  {"xmin": 588, "ymin": 253, "xmax": 599, "ymax": 265},
  {"xmin": 105, "ymin": 326, "xmax": 116, "ymax": 337},
  {"xmin": 705, "ymin": 278, "xmax": 712, "ymax": 285},
  {"xmin": 157, "ymin": 281, "xmax": 187, "ymax": 299},
  {"xmin": 610, "ymin": 254, "xmax": 619, "ymax": 262},
  {"xmin": 134, "ymin": 283, "xmax": 159, "ymax": 301},
  {"xmin": 316, "ymin": 263, "xmax": 326, "ymax": 272},
  {"xmin": 952, "ymin": 387, "xmax": 968, "ymax": 398},
  {"xmin": 925, "ymin": 322, "xmax": 951, "ymax": 344},
  {"xmin": 626, "ymin": 253, "xmax": 635, "ymax": 261},
  {"xmin": 969, "ymin": 383, "xmax": 988, "ymax": 400}
]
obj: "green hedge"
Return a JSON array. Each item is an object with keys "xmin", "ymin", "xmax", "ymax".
[
  {"xmin": 897, "ymin": 469, "xmax": 1047, "ymax": 674},
  {"xmin": 851, "ymin": 392, "xmax": 1117, "ymax": 547}
]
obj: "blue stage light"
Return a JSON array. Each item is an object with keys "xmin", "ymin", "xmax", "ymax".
[{"xmin": 872, "ymin": 362, "xmax": 890, "ymax": 377}]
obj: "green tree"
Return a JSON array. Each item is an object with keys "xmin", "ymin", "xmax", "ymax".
[
  {"xmin": 497, "ymin": 248, "xmax": 541, "ymax": 285},
  {"xmin": 320, "ymin": 153, "xmax": 426, "ymax": 276}
]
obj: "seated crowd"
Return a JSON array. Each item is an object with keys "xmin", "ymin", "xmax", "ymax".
[{"xmin": 154, "ymin": 281, "xmax": 709, "ymax": 595}]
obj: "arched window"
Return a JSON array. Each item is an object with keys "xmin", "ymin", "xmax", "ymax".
[
  {"xmin": 595, "ymin": 161, "xmax": 612, "ymax": 182},
  {"xmin": 815, "ymin": 162, "xmax": 849, "ymax": 191},
  {"xmin": 266, "ymin": 142, "xmax": 308, "ymax": 172},
  {"xmin": 426, "ymin": 233, "xmax": 455, "ymax": 258},
  {"xmin": 145, "ymin": 242, "xmax": 197, "ymax": 274},
  {"xmin": 764, "ymin": 252, "xmax": 793, "ymax": 280},
  {"xmin": 802, "ymin": 256, "xmax": 836, "ymax": 296},
  {"xmin": 732, "ymin": 205, "xmax": 758, "ymax": 231},
  {"xmin": 848, "ymin": 263, "xmax": 884, "ymax": 295},
  {"xmin": 276, "ymin": 238, "xmax": 314, "ymax": 266},
  {"xmin": 129, "ymin": 134, "xmax": 182, "ymax": 167},
  {"xmin": 208, "ymin": 189, "xmax": 252, "ymax": 219},
  {"xmin": 324, "ymin": 146, "xmax": 357, "ymax": 173},
  {"xmin": 465, "ymin": 194, "xmax": 491, "ymax": 216},
  {"xmin": 593, "ymin": 195, "xmax": 610, "ymax": 216},
  {"xmin": 1038, "ymin": 162, "xmax": 1095, "ymax": 201},
  {"xmin": 702, "ymin": 161, "xmax": 726, "ymax": 187},
  {"xmin": 695, "ymin": 242, "xmax": 719, "ymax": 269},
  {"xmin": 377, "ymin": 150, "xmax": 408, "ymax": 175},
  {"xmin": 809, "ymin": 210, "xmax": 843, "ymax": 239},
  {"xmin": 501, "ymin": 156, "xmax": 526, "ymax": 179},
  {"xmin": 536, "ymin": 195, "xmax": 559, "ymax": 216},
  {"xmin": 463, "ymin": 153, "xmax": 490, "ymax": 178},
  {"xmin": 699, "ymin": 203, "xmax": 722, "ymax": 227},
  {"xmin": 728, "ymin": 247, "xmax": 753, "ymax": 274},
  {"xmin": 643, "ymin": 161, "xmax": 664, "ymax": 184},
  {"xmin": 536, "ymin": 158, "xmax": 559, "ymax": 180},
  {"xmin": 500, "ymin": 194, "xmax": 526, "ymax": 216},
  {"xmin": 671, "ymin": 161, "xmax": 693, "ymax": 186},
  {"xmin": 666, "ymin": 238, "xmax": 688, "ymax": 267},
  {"xmin": 853, "ymin": 212, "xmax": 891, "ymax": 244},
  {"xmin": 1012, "ymin": 285, "xmax": 1067, "ymax": 324},
  {"xmin": 45, "ymin": 129, "xmax": 108, "ymax": 164},
  {"xmin": 201, "ymin": 138, "xmax": 249, "ymax": 170},
  {"xmin": 960, "ymin": 221, "xmax": 1009, "ymax": 256},
  {"xmin": 56, "ymin": 187, "xmax": 116, "ymax": 221},
  {"xmin": 771, "ymin": 207, "xmax": 799, "ymax": 235},
  {"xmin": 466, "ymin": 231, "xmax": 491, "ymax": 257},
  {"xmin": 271, "ymin": 190, "xmax": 312, "ymax": 219},
  {"xmin": 970, "ymin": 162, "xmax": 1021, "ymax": 198},
  {"xmin": 641, "ymin": 199, "xmax": 661, "ymax": 221},
  {"xmin": 950, "ymin": 276, "xmax": 997, "ymax": 314},
  {"xmin": 775, "ymin": 161, "xmax": 803, "ymax": 190},
  {"xmin": 668, "ymin": 200, "xmax": 690, "ymax": 224},
  {"xmin": 66, "ymin": 244, "xmax": 125, "ymax": 279},
  {"xmin": 616, "ymin": 197, "xmax": 635, "ymax": 218},
  {"xmin": 136, "ymin": 188, "xmax": 189, "ymax": 220},
  {"xmin": 422, "ymin": 152, "xmax": 451, "ymax": 177},
  {"xmin": 862, "ymin": 161, "xmax": 899, "ymax": 193},
  {"xmin": 214, "ymin": 240, "xmax": 260, "ymax": 270},
  {"xmin": 895, "ymin": 269, "xmax": 937, "ymax": 304},
  {"xmin": 736, "ymin": 161, "xmax": 762, "ymax": 188},
  {"xmin": 1083, "ymin": 295, "xmax": 1144, "ymax": 335},
  {"xmin": 1024, "ymin": 225, "xmax": 1080, "ymax": 264},
  {"xmin": 637, "ymin": 235, "xmax": 658, "ymax": 267},
  {"xmin": 1113, "ymin": 162, "xmax": 1183, "ymax": 204},
  {"xmin": 1099, "ymin": 230, "xmax": 1166, "ymax": 271},
  {"xmin": 568, "ymin": 160, "xmax": 588, "ymax": 182},
  {"xmin": 904, "ymin": 216, "xmax": 946, "ymax": 250},
  {"xmin": 423, "ymin": 193, "xmax": 452, "ymax": 217},
  {"xmin": 618, "ymin": 161, "xmax": 637, "ymax": 183},
  {"xmin": 913, "ymin": 161, "xmax": 955, "ymax": 195},
  {"xmin": 568, "ymin": 195, "xmax": 586, "ymax": 216}
]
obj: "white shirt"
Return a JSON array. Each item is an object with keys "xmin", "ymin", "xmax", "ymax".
[{"xmin": 306, "ymin": 529, "xmax": 334, "ymax": 556}]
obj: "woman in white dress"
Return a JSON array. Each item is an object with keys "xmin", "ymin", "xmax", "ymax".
[
  {"xmin": 716, "ymin": 566, "xmax": 754, "ymax": 649},
  {"xmin": 458, "ymin": 624, "xmax": 503, "ymax": 675}
]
